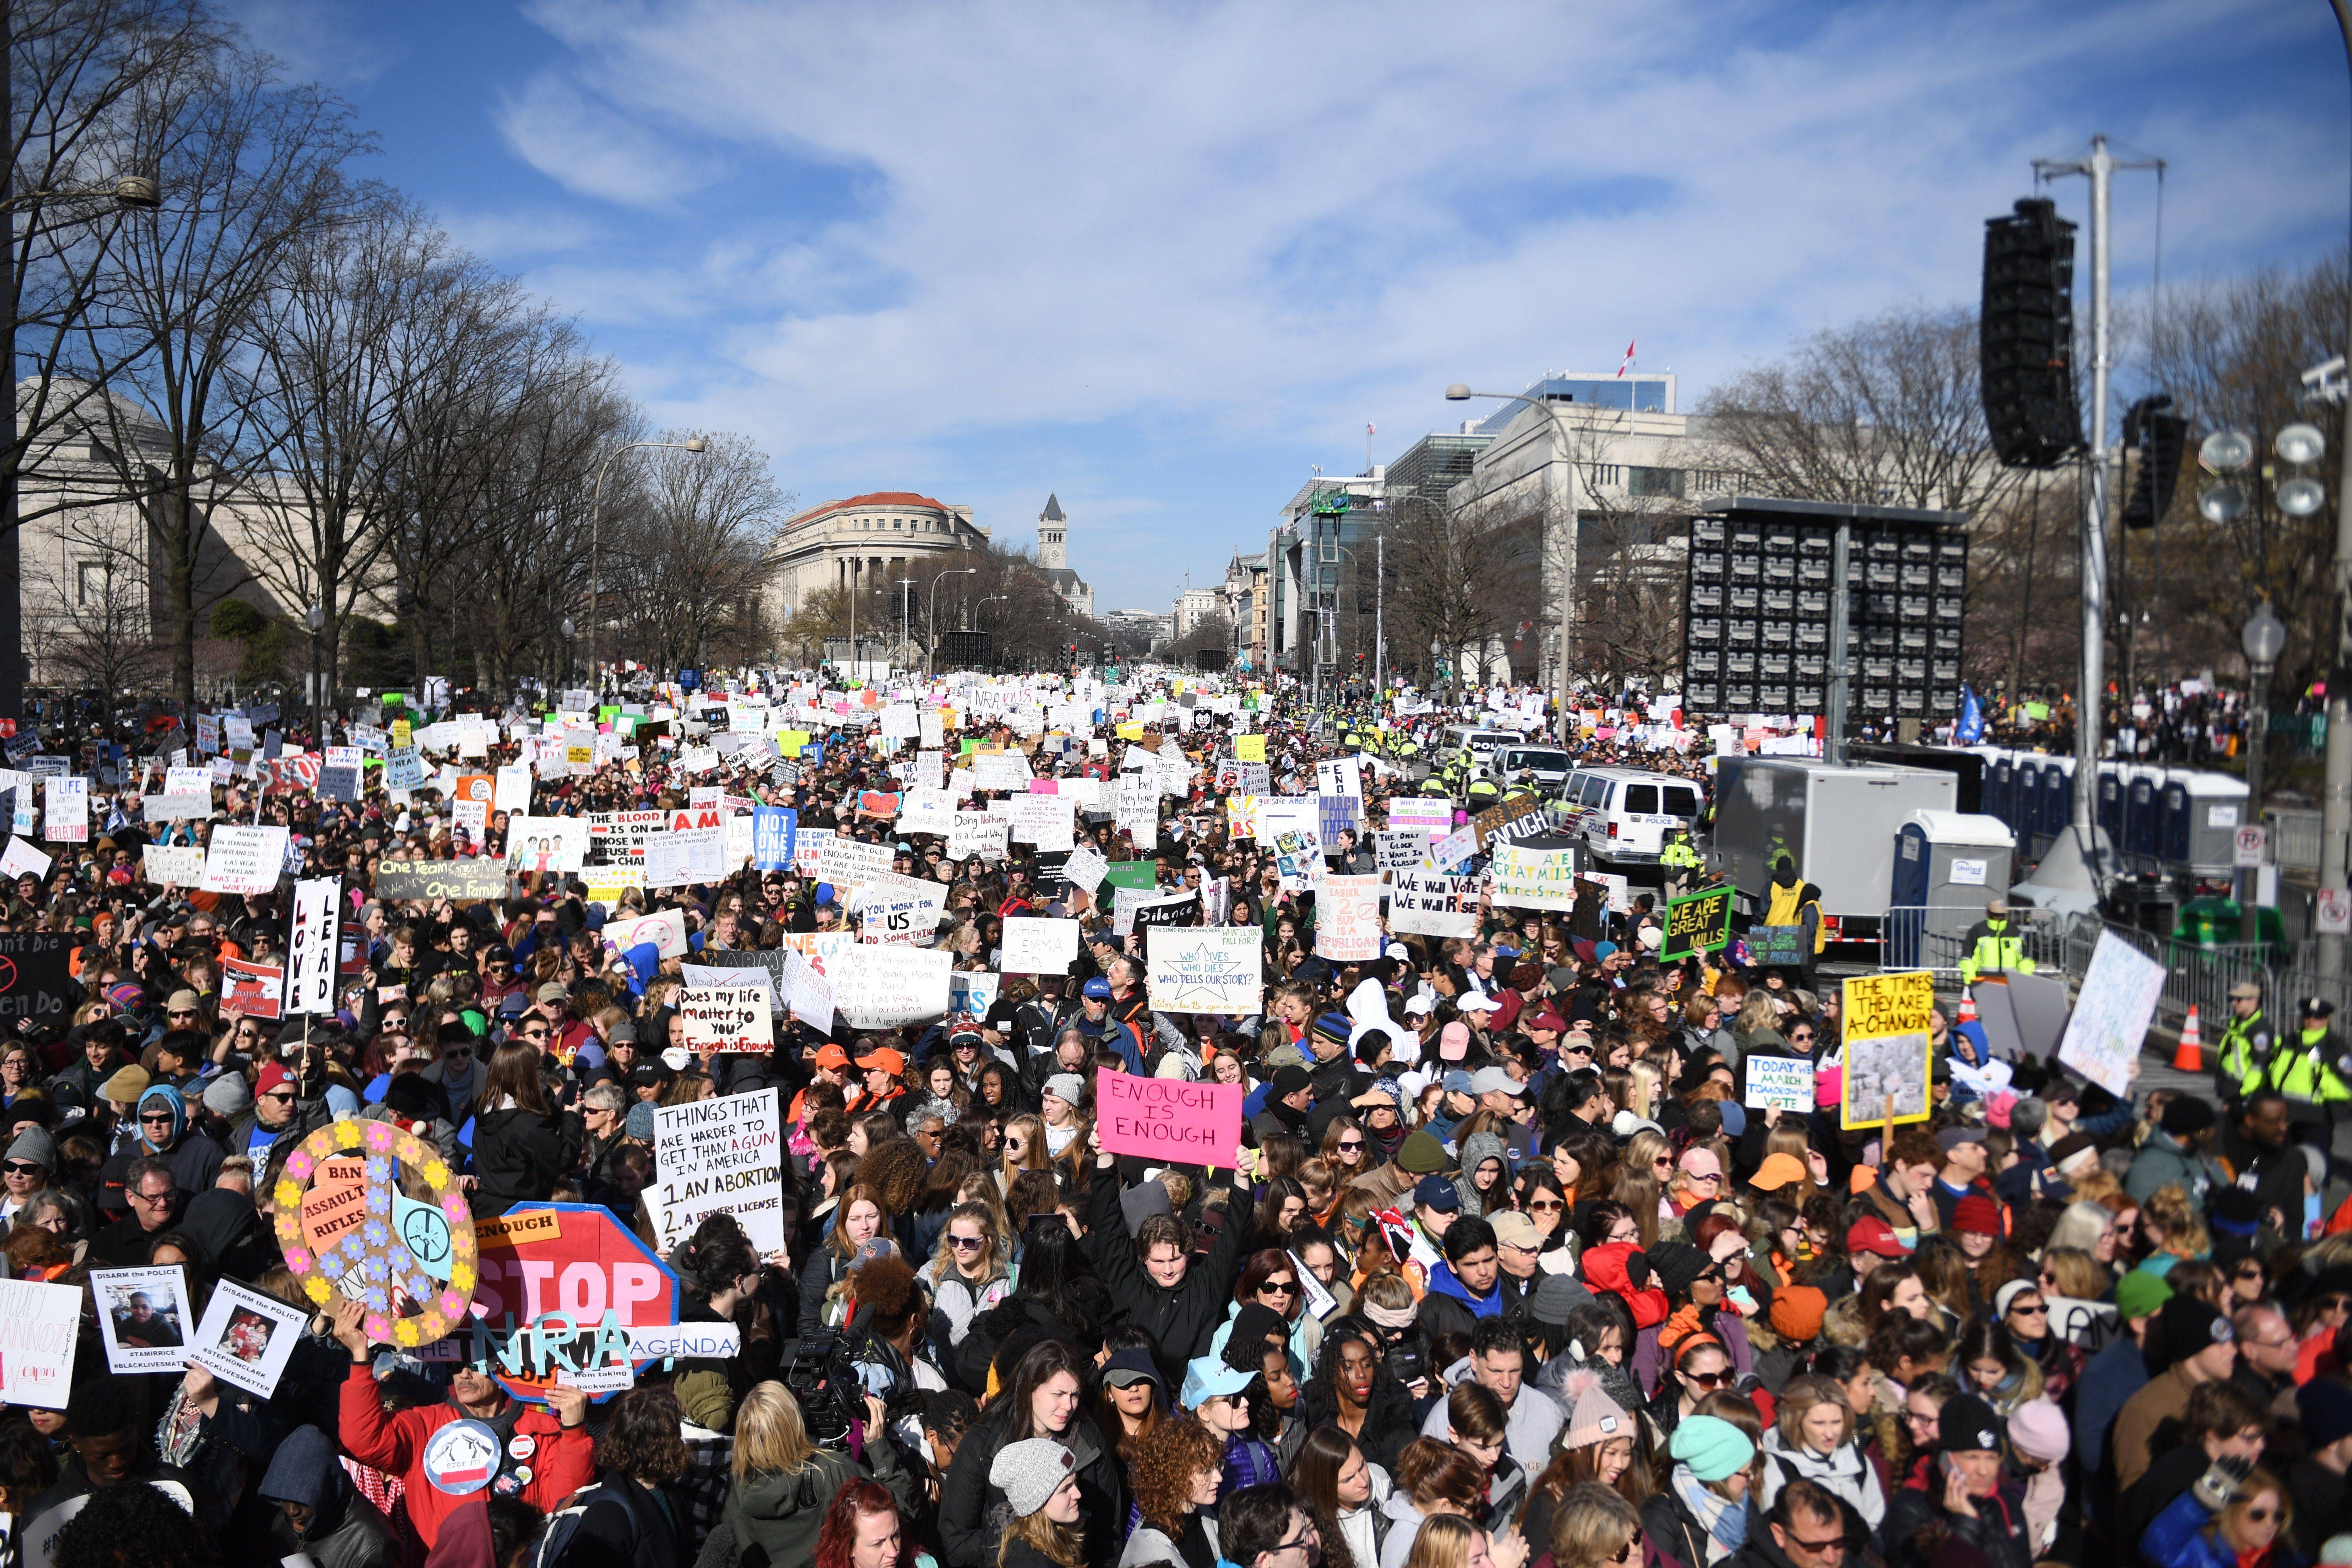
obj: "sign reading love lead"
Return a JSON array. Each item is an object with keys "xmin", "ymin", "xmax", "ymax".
[{"xmin": 1094, "ymin": 1068, "xmax": 1242, "ymax": 1164}]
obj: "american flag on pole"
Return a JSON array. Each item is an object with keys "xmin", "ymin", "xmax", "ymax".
[{"xmin": 1617, "ymin": 339, "xmax": 1636, "ymax": 378}]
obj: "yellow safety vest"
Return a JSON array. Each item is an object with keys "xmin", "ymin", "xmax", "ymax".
[
  {"xmin": 2219, "ymin": 1011, "xmax": 2268, "ymax": 1093},
  {"xmin": 1960, "ymin": 920, "xmax": 2036, "ymax": 984},
  {"xmin": 2266, "ymin": 1027, "xmax": 2352, "ymax": 1106},
  {"xmin": 1765, "ymin": 881, "xmax": 1804, "ymax": 925},
  {"xmin": 1661, "ymin": 841, "xmax": 1701, "ymax": 869}
]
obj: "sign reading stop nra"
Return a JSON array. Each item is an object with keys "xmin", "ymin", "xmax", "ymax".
[{"xmin": 465, "ymin": 1203, "xmax": 680, "ymax": 1403}]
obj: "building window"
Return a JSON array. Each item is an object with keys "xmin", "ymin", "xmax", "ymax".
[
  {"xmin": 1628, "ymin": 466, "xmax": 1686, "ymax": 499},
  {"xmin": 1587, "ymin": 464, "xmax": 1622, "ymax": 488},
  {"xmin": 76, "ymin": 560, "xmax": 103, "ymax": 605}
]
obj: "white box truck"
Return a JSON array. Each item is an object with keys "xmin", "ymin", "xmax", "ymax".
[{"xmin": 1712, "ymin": 757, "xmax": 1959, "ymax": 942}]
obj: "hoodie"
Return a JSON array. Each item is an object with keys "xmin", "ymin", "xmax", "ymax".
[
  {"xmin": 1579, "ymin": 1241, "xmax": 1669, "ymax": 1330},
  {"xmin": 259, "ymin": 1424, "xmax": 398, "ymax": 1568},
  {"xmin": 1453, "ymin": 1132, "xmax": 1508, "ymax": 1217},
  {"xmin": 97, "ymin": 1083, "xmax": 223, "ymax": 1214}
]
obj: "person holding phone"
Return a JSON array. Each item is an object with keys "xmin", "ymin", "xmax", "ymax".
[{"xmin": 1879, "ymin": 1394, "xmax": 2032, "ymax": 1568}]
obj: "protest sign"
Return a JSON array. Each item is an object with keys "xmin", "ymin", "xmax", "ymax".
[
  {"xmin": 188, "ymin": 1278, "xmax": 308, "ymax": 1398},
  {"xmin": 642, "ymin": 827, "xmax": 725, "ymax": 889},
  {"xmin": 0, "ymin": 1277, "xmax": 81, "ymax": 1407},
  {"xmin": 1389, "ymin": 798, "xmax": 1453, "ymax": 833},
  {"xmin": 142, "ymin": 844, "xmax": 206, "ymax": 886},
  {"xmin": 1840, "ymin": 970, "xmax": 1936, "ymax": 1129},
  {"xmin": 650, "ymin": 1089, "xmax": 786, "ymax": 1254},
  {"xmin": 201, "ymin": 825, "xmax": 289, "ymax": 895},
  {"xmin": 780, "ymin": 949, "xmax": 834, "ymax": 1033},
  {"xmin": 1746, "ymin": 925, "xmax": 1808, "ymax": 966},
  {"xmin": 372, "ymin": 859, "xmax": 508, "ymax": 904},
  {"xmin": 1315, "ymin": 874, "xmax": 1384, "ymax": 961},
  {"xmin": 468, "ymin": 1203, "xmax": 681, "ymax": 1404},
  {"xmin": 286, "ymin": 878, "xmax": 342, "ymax": 1017},
  {"xmin": 0, "ymin": 837, "xmax": 49, "ymax": 881},
  {"xmin": 1002, "ymin": 916, "xmax": 1080, "ymax": 975},
  {"xmin": 1744, "ymin": 1056, "xmax": 1816, "ymax": 1114},
  {"xmin": 92, "ymin": 1266, "xmax": 195, "ymax": 1374},
  {"xmin": 1010, "ymin": 792, "xmax": 1077, "ymax": 851},
  {"xmin": 852, "ymin": 873, "xmax": 947, "ymax": 945},
  {"xmin": 751, "ymin": 807, "xmax": 798, "ymax": 871},
  {"xmin": 506, "ymin": 817, "xmax": 589, "ymax": 874},
  {"xmin": 450, "ymin": 798, "xmax": 489, "ymax": 843},
  {"xmin": 947, "ymin": 812, "xmax": 1007, "ymax": 862},
  {"xmin": 494, "ymin": 763, "xmax": 533, "ymax": 814},
  {"xmin": 1375, "ymin": 830, "xmax": 1432, "ymax": 873},
  {"xmin": 1315, "ymin": 756, "xmax": 1363, "ymax": 800},
  {"xmin": 1428, "ymin": 825, "xmax": 1477, "ymax": 872},
  {"xmin": 1145, "ymin": 926, "xmax": 1264, "ymax": 1013},
  {"xmin": 42, "ymin": 776, "xmax": 86, "ymax": 843},
  {"xmin": 1388, "ymin": 869, "xmax": 1481, "ymax": 938},
  {"xmin": 152, "ymin": 765, "xmax": 214, "ymax": 819},
  {"xmin": 2056, "ymin": 931, "xmax": 2168, "ymax": 1097},
  {"xmin": 604, "ymin": 908, "xmax": 689, "ymax": 960},
  {"xmin": 677, "ymin": 985, "xmax": 774, "ymax": 1053},
  {"xmin": 1062, "ymin": 844, "xmax": 1109, "ymax": 892},
  {"xmin": 1660, "ymin": 886, "xmax": 1734, "ymax": 961},
  {"xmin": 1470, "ymin": 792, "xmax": 1546, "ymax": 849},
  {"xmin": 819, "ymin": 836, "xmax": 894, "ymax": 891},
  {"xmin": 1489, "ymin": 841, "xmax": 1577, "ymax": 909},
  {"xmin": 1094, "ymin": 1069, "xmax": 1241, "ymax": 1163},
  {"xmin": 832, "ymin": 945, "xmax": 952, "ymax": 1028},
  {"xmin": 949, "ymin": 970, "xmax": 1001, "ymax": 1018}
]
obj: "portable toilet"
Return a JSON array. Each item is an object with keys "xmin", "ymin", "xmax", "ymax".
[
  {"xmin": 2163, "ymin": 772, "xmax": 2252, "ymax": 879},
  {"xmin": 2126, "ymin": 766, "xmax": 2167, "ymax": 866},
  {"xmin": 1983, "ymin": 752, "xmax": 2017, "ymax": 833},
  {"xmin": 1886, "ymin": 811, "xmax": 2019, "ymax": 967},
  {"xmin": 2039, "ymin": 757, "xmax": 2075, "ymax": 845},
  {"xmin": 2095, "ymin": 762, "xmax": 2126, "ymax": 844},
  {"xmin": 2014, "ymin": 757, "xmax": 2045, "ymax": 837}
]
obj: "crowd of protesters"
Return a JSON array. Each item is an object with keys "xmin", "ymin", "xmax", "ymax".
[{"xmin": 0, "ymin": 668, "xmax": 2343, "ymax": 1568}]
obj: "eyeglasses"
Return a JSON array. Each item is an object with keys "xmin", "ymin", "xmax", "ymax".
[
  {"xmin": 138, "ymin": 1111, "xmax": 174, "ymax": 1124},
  {"xmin": 1271, "ymin": 1535, "xmax": 1316, "ymax": 1556},
  {"xmin": 129, "ymin": 1187, "xmax": 174, "ymax": 1206},
  {"xmin": 948, "ymin": 1235, "xmax": 986, "ymax": 1250},
  {"xmin": 1785, "ymin": 1536, "xmax": 1846, "ymax": 1556},
  {"xmin": 1682, "ymin": 1369, "xmax": 1729, "ymax": 1388},
  {"xmin": 2008, "ymin": 1303, "xmax": 2048, "ymax": 1317},
  {"xmin": 1337, "ymin": 1140, "xmax": 1364, "ymax": 1152},
  {"xmin": 1685, "ymin": 1171, "xmax": 1721, "ymax": 1187},
  {"xmin": 2246, "ymin": 1509, "xmax": 2280, "ymax": 1524},
  {"xmin": 444, "ymin": 1048, "xmax": 472, "ymax": 1060},
  {"xmin": 260, "ymin": 1089, "xmax": 295, "ymax": 1102},
  {"xmin": 1529, "ymin": 1198, "xmax": 1564, "ymax": 1212},
  {"xmin": 1261, "ymin": 1280, "xmax": 1299, "ymax": 1296},
  {"xmin": 2320, "ymin": 1296, "xmax": 2352, "ymax": 1313},
  {"xmin": 1, "ymin": 1162, "xmax": 41, "ymax": 1176}
]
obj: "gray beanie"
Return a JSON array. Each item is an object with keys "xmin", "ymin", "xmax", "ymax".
[
  {"xmin": 5, "ymin": 1125, "xmax": 54, "ymax": 1171},
  {"xmin": 626, "ymin": 1101, "xmax": 657, "ymax": 1140},
  {"xmin": 989, "ymin": 1437, "xmax": 1076, "ymax": 1517},
  {"xmin": 1043, "ymin": 1073, "xmax": 1085, "ymax": 1108},
  {"xmin": 202, "ymin": 1073, "xmax": 253, "ymax": 1118}
]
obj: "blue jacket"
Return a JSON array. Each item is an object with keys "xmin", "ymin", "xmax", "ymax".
[
  {"xmin": 2072, "ymin": 1335, "xmax": 2151, "ymax": 1521},
  {"xmin": 2142, "ymin": 1485, "xmax": 2307, "ymax": 1568}
]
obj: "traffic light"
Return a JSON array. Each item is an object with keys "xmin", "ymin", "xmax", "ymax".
[{"xmin": 1981, "ymin": 197, "xmax": 2081, "ymax": 469}]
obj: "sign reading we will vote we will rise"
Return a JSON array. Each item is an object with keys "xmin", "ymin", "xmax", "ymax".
[{"xmin": 1094, "ymin": 1069, "xmax": 1242, "ymax": 1165}]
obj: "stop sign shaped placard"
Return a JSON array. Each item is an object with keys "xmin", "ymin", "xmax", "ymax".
[{"xmin": 470, "ymin": 1203, "xmax": 679, "ymax": 1403}]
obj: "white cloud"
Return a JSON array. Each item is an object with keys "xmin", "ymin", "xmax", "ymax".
[{"xmin": 477, "ymin": 0, "xmax": 2342, "ymax": 606}]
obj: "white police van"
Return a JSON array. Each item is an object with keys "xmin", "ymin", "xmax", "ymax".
[{"xmin": 1559, "ymin": 766, "xmax": 1703, "ymax": 864}]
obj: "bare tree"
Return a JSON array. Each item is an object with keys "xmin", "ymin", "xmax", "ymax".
[
  {"xmin": 605, "ymin": 430, "xmax": 787, "ymax": 675},
  {"xmin": 73, "ymin": 38, "xmax": 371, "ymax": 704},
  {"xmin": 31, "ymin": 512, "xmax": 163, "ymax": 694},
  {"xmin": 1382, "ymin": 492, "xmax": 1543, "ymax": 696}
]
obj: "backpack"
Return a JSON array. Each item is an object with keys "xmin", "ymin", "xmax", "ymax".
[{"xmin": 531, "ymin": 1478, "xmax": 641, "ymax": 1568}]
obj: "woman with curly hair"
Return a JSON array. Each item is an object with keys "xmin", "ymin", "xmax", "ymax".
[
  {"xmin": 813, "ymin": 1477, "xmax": 913, "ymax": 1568},
  {"xmin": 1120, "ymin": 1414, "xmax": 1224, "ymax": 1568},
  {"xmin": 1378, "ymin": 1438, "xmax": 1492, "ymax": 1568},
  {"xmin": 571, "ymin": 1384, "xmax": 690, "ymax": 1564},
  {"xmin": 1301, "ymin": 1321, "xmax": 1422, "ymax": 1472}
]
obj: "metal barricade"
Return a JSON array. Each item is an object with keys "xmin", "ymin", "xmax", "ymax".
[
  {"xmin": 2266, "ymin": 808, "xmax": 2322, "ymax": 873},
  {"xmin": 1878, "ymin": 905, "xmax": 2068, "ymax": 984}
]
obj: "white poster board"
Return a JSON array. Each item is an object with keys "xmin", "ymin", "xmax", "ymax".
[
  {"xmin": 1145, "ymin": 926, "xmax": 1265, "ymax": 1014},
  {"xmin": 677, "ymin": 985, "xmax": 775, "ymax": 1053},
  {"xmin": 831, "ymin": 945, "xmax": 953, "ymax": 1028},
  {"xmin": 187, "ymin": 1278, "xmax": 308, "ymax": 1399},
  {"xmin": 1743, "ymin": 1056, "xmax": 1816, "ymax": 1113},
  {"xmin": 1002, "ymin": 916, "xmax": 1081, "ymax": 975},
  {"xmin": 91, "ymin": 1266, "xmax": 196, "ymax": 1375},
  {"xmin": 200, "ymin": 826, "xmax": 290, "ymax": 896},
  {"xmin": 0, "ymin": 1277, "xmax": 82, "ymax": 1406},
  {"xmin": 2055, "ymin": 930, "xmax": 2168, "ymax": 1097},
  {"xmin": 1314, "ymin": 874, "xmax": 1385, "ymax": 961},
  {"xmin": 650, "ymin": 1088, "xmax": 786, "ymax": 1255},
  {"xmin": 1388, "ymin": 869, "xmax": 1481, "ymax": 938}
]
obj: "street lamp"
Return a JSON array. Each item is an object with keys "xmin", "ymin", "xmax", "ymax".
[
  {"xmin": 560, "ymin": 618, "xmax": 575, "ymax": 689},
  {"xmin": 2241, "ymin": 599, "xmax": 2288, "ymax": 943},
  {"xmin": 1446, "ymin": 384, "xmax": 1578, "ymax": 745},
  {"xmin": 587, "ymin": 437, "xmax": 706, "ymax": 696},
  {"xmin": 304, "ymin": 601, "xmax": 326, "ymax": 741},
  {"xmin": 928, "ymin": 568, "xmax": 978, "ymax": 677}
]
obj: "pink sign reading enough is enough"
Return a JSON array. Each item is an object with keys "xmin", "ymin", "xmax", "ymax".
[{"xmin": 1094, "ymin": 1069, "xmax": 1242, "ymax": 1166}]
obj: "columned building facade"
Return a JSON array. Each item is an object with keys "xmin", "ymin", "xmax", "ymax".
[{"xmin": 765, "ymin": 492, "xmax": 989, "ymax": 622}]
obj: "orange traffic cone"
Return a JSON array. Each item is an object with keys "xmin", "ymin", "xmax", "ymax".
[
  {"xmin": 1957, "ymin": 991, "xmax": 1979, "ymax": 1028},
  {"xmin": 2173, "ymin": 1005, "xmax": 2203, "ymax": 1073}
]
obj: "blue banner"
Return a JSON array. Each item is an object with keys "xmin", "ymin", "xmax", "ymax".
[
  {"xmin": 1956, "ymin": 684, "xmax": 1986, "ymax": 744},
  {"xmin": 752, "ymin": 806, "xmax": 798, "ymax": 871}
]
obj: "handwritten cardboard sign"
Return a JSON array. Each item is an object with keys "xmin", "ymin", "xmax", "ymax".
[{"xmin": 1094, "ymin": 1069, "xmax": 1241, "ymax": 1165}]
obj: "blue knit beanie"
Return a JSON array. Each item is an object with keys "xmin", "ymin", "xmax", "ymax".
[{"xmin": 1669, "ymin": 1413, "xmax": 1754, "ymax": 1481}]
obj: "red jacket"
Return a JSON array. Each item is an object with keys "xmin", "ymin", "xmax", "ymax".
[{"xmin": 336, "ymin": 1362, "xmax": 593, "ymax": 1546}]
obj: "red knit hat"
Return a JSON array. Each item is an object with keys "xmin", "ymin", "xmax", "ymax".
[{"xmin": 1951, "ymin": 1192, "xmax": 2004, "ymax": 1237}]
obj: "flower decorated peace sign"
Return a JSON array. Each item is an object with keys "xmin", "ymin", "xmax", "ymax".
[{"xmin": 271, "ymin": 1121, "xmax": 477, "ymax": 1348}]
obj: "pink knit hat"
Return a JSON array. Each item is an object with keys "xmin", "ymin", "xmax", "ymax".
[{"xmin": 2008, "ymin": 1397, "xmax": 2069, "ymax": 1463}]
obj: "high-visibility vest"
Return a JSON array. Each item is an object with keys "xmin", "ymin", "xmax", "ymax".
[
  {"xmin": 1960, "ymin": 920, "xmax": 2034, "ymax": 983},
  {"xmin": 1661, "ymin": 840, "xmax": 1701, "ymax": 869},
  {"xmin": 1765, "ymin": 880, "xmax": 1805, "ymax": 925},
  {"xmin": 2266, "ymin": 1028, "xmax": 2352, "ymax": 1106},
  {"xmin": 2219, "ymin": 1010, "xmax": 2269, "ymax": 1092}
]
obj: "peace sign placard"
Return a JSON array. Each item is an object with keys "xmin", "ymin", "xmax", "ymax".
[{"xmin": 272, "ymin": 1120, "xmax": 477, "ymax": 1349}]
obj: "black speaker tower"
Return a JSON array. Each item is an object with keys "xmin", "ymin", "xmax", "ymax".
[{"xmin": 1980, "ymin": 197, "xmax": 2081, "ymax": 469}]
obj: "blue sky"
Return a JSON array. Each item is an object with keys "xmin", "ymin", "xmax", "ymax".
[{"xmin": 226, "ymin": 0, "xmax": 2348, "ymax": 615}]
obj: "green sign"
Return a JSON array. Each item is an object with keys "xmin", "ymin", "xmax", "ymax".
[
  {"xmin": 1748, "ymin": 923, "xmax": 1810, "ymax": 967},
  {"xmin": 1660, "ymin": 885, "xmax": 1734, "ymax": 961},
  {"xmin": 1103, "ymin": 861, "xmax": 1158, "ymax": 891}
]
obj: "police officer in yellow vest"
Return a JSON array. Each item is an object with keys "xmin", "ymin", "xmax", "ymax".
[
  {"xmin": 1958, "ymin": 898, "xmax": 2037, "ymax": 985},
  {"xmin": 1761, "ymin": 858, "xmax": 1825, "ymax": 984},
  {"xmin": 2217, "ymin": 980, "xmax": 2273, "ymax": 1109},
  {"xmin": 2258, "ymin": 996, "xmax": 2352, "ymax": 1130},
  {"xmin": 1661, "ymin": 827, "xmax": 1701, "ymax": 902}
]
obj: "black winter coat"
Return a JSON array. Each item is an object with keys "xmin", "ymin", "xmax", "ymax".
[
  {"xmin": 470, "ymin": 1104, "xmax": 583, "ymax": 1220},
  {"xmin": 1299, "ymin": 1372, "xmax": 1423, "ymax": 1473},
  {"xmin": 939, "ymin": 1405, "xmax": 1124, "ymax": 1568},
  {"xmin": 1083, "ymin": 1157, "xmax": 1249, "ymax": 1383}
]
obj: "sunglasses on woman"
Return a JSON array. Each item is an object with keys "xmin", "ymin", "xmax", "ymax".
[
  {"xmin": 1529, "ymin": 1198, "xmax": 1563, "ymax": 1213},
  {"xmin": 1261, "ymin": 1279, "xmax": 1298, "ymax": 1296},
  {"xmin": 1682, "ymin": 1369, "xmax": 1729, "ymax": 1388}
]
